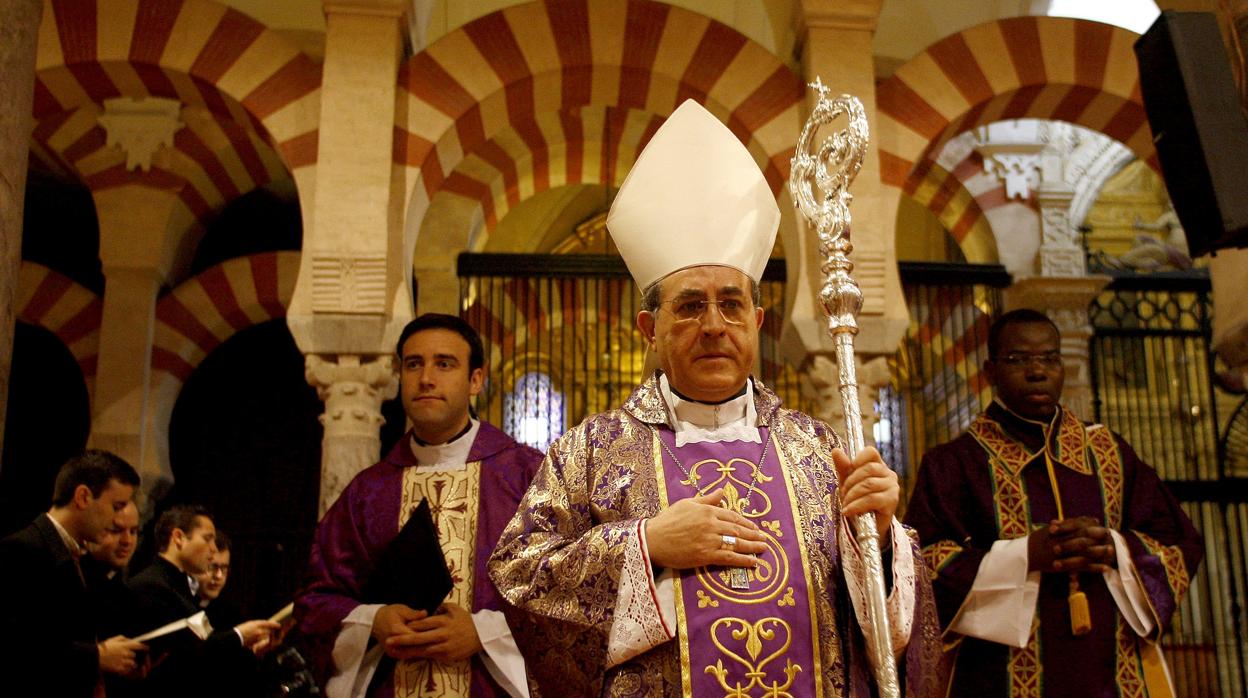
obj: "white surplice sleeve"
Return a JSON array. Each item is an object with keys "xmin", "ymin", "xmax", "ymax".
[
  {"xmin": 325, "ymin": 603, "xmax": 385, "ymax": 698},
  {"xmin": 472, "ymin": 609, "xmax": 530, "ymax": 698},
  {"xmin": 947, "ymin": 537, "xmax": 1040, "ymax": 647}
]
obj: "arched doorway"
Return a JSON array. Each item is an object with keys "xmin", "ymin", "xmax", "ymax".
[
  {"xmin": 166, "ymin": 320, "xmax": 321, "ymax": 617},
  {"xmin": 0, "ymin": 323, "xmax": 91, "ymax": 537}
]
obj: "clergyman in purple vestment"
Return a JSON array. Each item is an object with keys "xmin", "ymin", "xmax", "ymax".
[
  {"xmin": 489, "ymin": 101, "xmax": 945, "ymax": 697},
  {"xmin": 905, "ymin": 309, "xmax": 1203, "ymax": 697},
  {"xmin": 295, "ymin": 315, "xmax": 543, "ymax": 698}
]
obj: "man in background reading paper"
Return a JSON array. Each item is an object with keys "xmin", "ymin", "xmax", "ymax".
[
  {"xmin": 296, "ymin": 313, "xmax": 543, "ymax": 697},
  {"xmin": 0, "ymin": 449, "xmax": 146, "ymax": 697},
  {"xmin": 127, "ymin": 504, "xmax": 280, "ymax": 698}
]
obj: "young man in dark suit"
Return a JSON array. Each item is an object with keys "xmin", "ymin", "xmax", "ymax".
[
  {"xmin": 0, "ymin": 449, "xmax": 147, "ymax": 697},
  {"xmin": 127, "ymin": 504, "xmax": 279, "ymax": 697}
]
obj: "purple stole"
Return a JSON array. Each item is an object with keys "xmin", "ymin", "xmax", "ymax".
[{"xmin": 654, "ymin": 428, "xmax": 822, "ymax": 697}]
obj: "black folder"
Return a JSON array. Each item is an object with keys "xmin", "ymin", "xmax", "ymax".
[{"xmin": 361, "ymin": 498, "xmax": 453, "ymax": 615}]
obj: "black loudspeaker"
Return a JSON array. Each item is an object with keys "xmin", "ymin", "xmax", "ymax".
[{"xmin": 1135, "ymin": 11, "xmax": 1248, "ymax": 258}]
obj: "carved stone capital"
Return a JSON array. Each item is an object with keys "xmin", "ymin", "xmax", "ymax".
[
  {"xmin": 306, "ymin": 354, "xmax": 399, "ymax": 514},
  {"xmin": 306, "ymin": 354, "xmax": 398, "ymax": 433},
  {"xmin": 97, "ymin": 97, "xmax": 184, "ymax": 172},
  {"xmin": 979, "ymin": 148, "xmax": 1041, "ymax": 200},
  {"xmin": 801, "ymin": 353, "xmax": 891, "ymax": 447}
]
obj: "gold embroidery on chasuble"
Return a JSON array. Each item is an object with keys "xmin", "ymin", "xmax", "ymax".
[
  {"xmin": 969, "ymin": 419, "xmax": 1033, "ymax": 540},
  {"xmin": 970, "ymin": 418, "xmax": 1041, "ymax": 697},
  {"xmin": 921, "ymin": 541, "xmax": 963, "ymax": 580},
  {"xmin": 971, "ymin": 415, "xmax": 1135, "ymax": 698},
  {"xmin": 654, "ymin": 431, "xmax": 823, "ymax": 698},
  {"xmin": 393, "ymin": 461, "xmax": 482, "ymax": 698}
]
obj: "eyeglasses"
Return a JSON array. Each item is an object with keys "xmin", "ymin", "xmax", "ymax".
[
  {"xmin": 994, "ymin": 352, "xmax": 1063, "ymax": 370},
  {"xmin": 208, "ymin": 563, "xmax": 230, "ymax": 577},
  {"xmin": 660, "ymin": 298, "xmax": 751, "ymax": 326}
]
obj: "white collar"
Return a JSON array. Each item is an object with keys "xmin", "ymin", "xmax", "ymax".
[
  {"xmin": 409, "ymin": 419, "xmax": 481, "ymax": 472},
  {"xmin": 658, "ymin": 373, "xmax": 761, "ymax": 446},
  {"xmin": 187, "ymin": 574, "xmax": 200, "ymax": 597}
]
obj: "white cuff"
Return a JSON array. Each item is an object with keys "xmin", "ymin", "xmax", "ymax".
[
  {"xmin": 948, "ymin": 537, "xmax": 1040, "ymax": 648},
  {"xmin": 605, "ymin": 519, "xmax": 676, "ymax": 667},
  {"xmin": 472, "ymin": 609, "xmax": 529, "ymax": 698},
  {"xmin": 325, "ymin": 604, "xmax": 385, "ymax": 698},
  {"xmin": 1104, "ymin": 530, "xmax": 1156, "ymax": 638}
]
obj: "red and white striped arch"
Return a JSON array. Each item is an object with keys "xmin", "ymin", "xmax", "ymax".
[
  {"xmin": 904, "ymin": 157, "xmax": 1000, "ymax": 263},
  {"xmin": 31, "ymin": 101, "xmax": 288, "ymax": 225},
  {"xmin": 150, "ymin": 251, "xmax": 300, "ymax": 385},
  {"xmin": 878, "ymin": 16, "xmax": 1151, "ymax": 259},
  {"xmin": 878, "ymin": 16, "xmax": 1150, "ymax": 183},
  {"xmin": 436, "ymin": 105, "xmax": 666, "ymax": 231},
  {"xmin": 14, "ymin": 262, "xmax": 103, "ymax": 391},
  {"xmin": 396, "ymin": 0, "xmax": 804, "ymax": 247},
  {"xmin": 34, "ymin": 0, "xmax": 321, "ymax": 172}
]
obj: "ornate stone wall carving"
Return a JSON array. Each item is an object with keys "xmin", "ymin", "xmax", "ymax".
[
  {"xmin": 97, "ymin": 97, "xmax": 184, "ymax": 172},
  {"xmin": 310, "ymin": 254, "xmax": 388, "ymax": 314}
]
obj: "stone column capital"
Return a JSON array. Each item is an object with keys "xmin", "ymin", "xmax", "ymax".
[
  {"xmin": 306, "ymin": 353, "xmax": 399, "ymax": 514},
  {"xmin": 1004, "ymin": 275, "xmax": 1110, "ymax": 313},
  {"xmin": 795, "ymin": 0, "xmax": 883, "ymax": 35},
  {"xmin": 97, "ymin": 97, "xmax": 184, "ymax": 173},
  {"xmin": 800, "ymin": 352, "xmax": 891, "ymax": 447},
  {"xmin": 306, "ymin": 353, "xmax": 398, "ymax": 400}
]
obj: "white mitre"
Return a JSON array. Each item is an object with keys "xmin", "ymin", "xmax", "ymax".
[{"xmin": 607, "ymin": 99, "xmax": 779, "ymax": 290}]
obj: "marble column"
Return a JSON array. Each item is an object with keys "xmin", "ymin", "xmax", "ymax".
[
  {"xmin": 288, "ymin": 0, "xmax": 408, "ymax": 510},
  {"xmin": 306, "ymin": 354, "xmax": 398, "ymax": 515},
  {"xmin": 0, "ymin": 0, "xmax": 42, "ymax": 455},
  {"xmin": 788, "ymin": 0, "xmax": 905, "ymax": 439},
  {"xmin": 88, "ymin": 186, "xmax": 179, "ymax": 493}
]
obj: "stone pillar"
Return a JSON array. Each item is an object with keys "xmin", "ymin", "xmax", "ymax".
[
  {"xmin": 790, "ymin": 0, "xmax": 905, "ymax": 358},
  {"xmin": 0, "ymin": 0, "xmax": 42, "ymax": 456},
  {"xmin": 1005, "ymin": 276, "xmax": 1109, "ymax": 422},
  {"xmin": 789, "ymin": 0, "xmax": 905, "ymax": 433},
  {"xmin": 1036, "ymin": 131, "xmax": 1085, "ymax": 279},
  {"xmin": 288, "ymin": 0, "xmax": 408, "ymax": 507},
  {"xmin": 88, "ymin": 186, "xmax": 179, "ymax": 491},
  {"xmin": 306, "ymin": 355, "xmax": 398, "ymax": 515}
]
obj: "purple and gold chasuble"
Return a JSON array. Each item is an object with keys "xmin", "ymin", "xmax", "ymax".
[
  {"xmin": 296, "ymin": 424, "xmax": 543, "ymax": 698},
  {"xmin": 490, "ymin": 374, "xmax": 945, "ymax": 697},
  {"xmin": 905, "ymin": 402, "xmax": 1203, "ymax": 697},
  {"xmin": 656, "ymin": 429, "xmax": 819, "ymax": 696}
]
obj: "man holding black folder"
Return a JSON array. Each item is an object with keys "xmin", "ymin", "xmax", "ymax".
[{"xmin": 297, "ymin": 313, "xmax": 543, "ymax": 698}]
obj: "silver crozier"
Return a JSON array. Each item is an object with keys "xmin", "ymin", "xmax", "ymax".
[{"xmin": 790, "ymin": 79, "xmax": 900, "ymax": 698}]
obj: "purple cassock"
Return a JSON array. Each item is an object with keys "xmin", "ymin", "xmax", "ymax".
[
  {"xmin": 905, "ymin": 401, "xmax": 1204, "ymax": 697},
  {"xmin": 295, "ymin": 422, "xmax": 543, "ymax": 698}
]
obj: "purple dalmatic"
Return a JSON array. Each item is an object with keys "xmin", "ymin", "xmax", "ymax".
[
  {"xmin": 905, "ymin": 402, "xmax": 1204, "ymax": 697},
  {"xmin": 658, "ymin": 429, "xmax": 821, "ymax": 696},
  {"xmin": 294, "ymin": 423, "xmax": 543, "ymax": 698}
]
